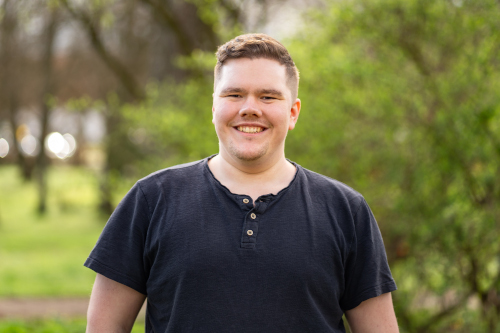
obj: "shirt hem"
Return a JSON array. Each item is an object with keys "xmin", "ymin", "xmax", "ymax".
[
  {"xmin": 84, "ymin": 257, "xmax": 147, "ymax": 295},
  {"xmin": 342, "ymin": 280, "xmax": 397, "ymax": 311}
]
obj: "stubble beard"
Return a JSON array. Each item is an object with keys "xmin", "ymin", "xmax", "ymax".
[{"xmin": 226, "ymin": 140, "xmax": 269, "ymax": 162}]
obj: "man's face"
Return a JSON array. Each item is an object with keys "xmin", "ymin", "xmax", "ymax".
[{"xmin": 212, "ymin": 58, "xmax": 300, "ymax": 165}]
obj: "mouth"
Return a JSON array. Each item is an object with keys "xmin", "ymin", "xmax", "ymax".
[{"xmin": 236, "ymin": 126, "xmax": 265, "ymax": 134}]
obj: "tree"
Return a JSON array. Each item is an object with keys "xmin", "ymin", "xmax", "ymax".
[
  {"xmin": 36, "ymin": 5, "xmax": 59, "ymax": 213},
  {"xmin": 0, "ymin": 0, "xmax": 35, "ymax": 180}
]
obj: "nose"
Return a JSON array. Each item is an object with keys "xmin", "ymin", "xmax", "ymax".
[{"xmin": 239, "ymin": 97, "xmax": 262, "ymax": 117}]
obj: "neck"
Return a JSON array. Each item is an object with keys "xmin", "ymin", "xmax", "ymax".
[{"xmin": 208, "ymin": 153, "xmax": 296, "ymax": 201}]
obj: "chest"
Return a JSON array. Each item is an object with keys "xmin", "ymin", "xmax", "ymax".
[{"xmin": 144, "ymin": 195, "xmax": 351, "ymax": 289}]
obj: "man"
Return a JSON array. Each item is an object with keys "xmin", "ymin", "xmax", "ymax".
[{"xmin": 85, "ymin": 33, "xmax": 398, "ymax": 332}]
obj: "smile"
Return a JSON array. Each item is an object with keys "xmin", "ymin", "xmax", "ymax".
[{"xmin": 236, "ymin": 126, "xmax": 265, "ymax": 133}]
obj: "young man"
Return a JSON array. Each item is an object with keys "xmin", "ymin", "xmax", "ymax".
[{"xmin": 85, "ymin": 33, "xmax": 399, "ymax": 333}]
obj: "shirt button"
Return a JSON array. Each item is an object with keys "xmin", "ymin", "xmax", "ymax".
[
  {"xmin": 247, "ymin": 230, "xmax": 253, "ymax": 236},
  {"xmin": 243, "ymin": 198, "xmax": 249, "ymax": 204},
  {"xmin": 250, "ymin": 213, "xmax": 256, "ymax": 219}
]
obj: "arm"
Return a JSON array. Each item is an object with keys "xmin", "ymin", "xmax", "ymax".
[
  {"xmin": 345, "ymin": 292, "xmax": 399, "ymax": 333},
  {"xmin": 86, "ymin": 273, "xmax": 146, "ymax": 333}
]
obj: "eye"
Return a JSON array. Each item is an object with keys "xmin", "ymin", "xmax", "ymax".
[{"xmin": 262, "ymin": 96, "xmax": 276, "ymax": 100}]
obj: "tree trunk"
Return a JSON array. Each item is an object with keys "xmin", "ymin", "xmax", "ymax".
[
  {"xmin": 7, "ymin": 95, "xmax": 35, "ymax": 180},
  {"xmin": 0, "ymin": 0, "xmax": 34, "ymax": 181},
  {"xmin": 36, "ymin": 8, "xmax": 58, "ymax": 214}
]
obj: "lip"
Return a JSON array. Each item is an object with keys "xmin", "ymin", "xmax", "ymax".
[{"xmin": 232, "ymin": 122, "xmax": 269, "ymax": 128}]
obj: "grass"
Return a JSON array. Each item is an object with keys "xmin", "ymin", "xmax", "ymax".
[
  {"xmin": 0, "ymin": 164, "xmax": 145, "ymax": 331},
  {"xmin": 0, "ymin": 318, "xmax": 144, "ymax": 333},
  {"xmin": 0, "ymin": 164, "xmax": 130, "ymax": 296}
]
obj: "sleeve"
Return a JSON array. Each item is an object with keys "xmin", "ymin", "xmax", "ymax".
[
  {"xmin": 339, "ymin": 197, "xmax": 397, "ymax": 311},
  {"xmin": 84, "ymin": 181, "xmax": 150, "ymax": 295}
]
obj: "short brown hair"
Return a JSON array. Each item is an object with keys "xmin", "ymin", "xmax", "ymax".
[{"xmin": 214, "ymin": 33, "xmax": 300, "ymax": 100}]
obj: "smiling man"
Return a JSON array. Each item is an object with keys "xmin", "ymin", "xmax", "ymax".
[{"xmin": 84, "ymin": 34, "xmax": 399, "ymax": 333}]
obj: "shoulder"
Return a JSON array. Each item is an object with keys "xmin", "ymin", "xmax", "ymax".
[
  {"xmin": 296, "ymin": 165, "xmax": 364, "ymax": 208},
  {"xmin": 122, "ymin": 158, "xmax": 208, "ymax": 211},
  {"xmin": 136, "ymin": 158, "xmax": 206, "ymax": 190}
]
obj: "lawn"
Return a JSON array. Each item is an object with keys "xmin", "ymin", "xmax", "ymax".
[
  {"xmin": 0, "ymin": 319, "xmax": 145, "ymax": 333},
  {"xmin": 0, "ymin": 163, "xmax": 136, "ymax": 296},
  {"xmin": 0, "ymin": 164, "xmax": 144, "ymax": 331},
  {"xmin": 0, "ymin": 165, "xmax": 118, "ymax": 296}
]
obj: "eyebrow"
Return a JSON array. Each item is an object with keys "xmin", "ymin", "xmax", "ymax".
[
  {"xmin": 220, "ymin": 87, "xmax": 246, "ymax": 95},
  {"xmin": 256, "ymin": 89, "xmax": 285, "ymax": 98},
  {"xmin": 219, "ymin": 87, "xmax": 285, "ymax": 98}
]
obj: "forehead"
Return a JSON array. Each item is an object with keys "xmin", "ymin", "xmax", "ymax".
[{"xmin": 216, "ymin": 58, "xmax": 289, "ymax": 93}]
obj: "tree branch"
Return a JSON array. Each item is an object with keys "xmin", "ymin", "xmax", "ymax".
[
  {"xmin": 59, "ymin": 0, "xmax": 145, "ymax": 101},
  {"xmin": 139, "ymin": 0, "xmax": 196, "ymax": 55},
  {"xmin": 416, "ymin": 291, "xmax": 473, "ymax": 333}
]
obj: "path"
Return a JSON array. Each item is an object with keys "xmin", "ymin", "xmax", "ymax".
[{"xmin": 0, "ymin": 298, "xmax": 146, "ymax": 320}]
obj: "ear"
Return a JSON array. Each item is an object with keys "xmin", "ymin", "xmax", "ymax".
[{"xmin": 288, "ymin": 98, "xmax": 301, "ymax": 130}]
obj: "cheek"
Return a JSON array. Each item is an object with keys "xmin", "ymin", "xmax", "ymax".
[
  {"xmin": 213, "ymin": 105, "xmax": 232, "ymax": 123},
  {"xmin": 212, "ymin": 112, "xmax": 227, "ymax": 133},
  {"xmin": 212, "ymin": 111, "xmax": 222, "ymax": 124},
  {"xmin": 269, "ymin": 109, "xmax": 291, "ymax": 128}
]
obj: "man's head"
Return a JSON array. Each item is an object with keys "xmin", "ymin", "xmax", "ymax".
[
  {"xmin": 214, "ymin": 33, "xmax": 299, "ymax": 101},
  {"xmin": 211, "ymin": 34, "xmax": 301, "ymax": 167}
]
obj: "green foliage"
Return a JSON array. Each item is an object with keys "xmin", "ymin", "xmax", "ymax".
[
  {"xmin": 121, "ymin": 75, "xmax": 218, "ymax": 174},
  {"xmin": 175, "ymin": 50, "xmax": 217, "ymax": 76},
  {"xmin": 185, "ymin": 0, "xmax": 244, "ymax": 40},
  {"xmin": 63, "ymin": 96, "xmax": 96, "ymax": 113}
]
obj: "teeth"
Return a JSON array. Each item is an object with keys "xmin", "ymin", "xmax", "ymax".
[{"xmin": 237, "ymin": 126, "xmax": 264, "ymax": 133}]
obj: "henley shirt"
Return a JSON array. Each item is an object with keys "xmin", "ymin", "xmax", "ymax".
[{"xmin": 85, "ymin": 156, "xmax": 396, "ymax": 332}]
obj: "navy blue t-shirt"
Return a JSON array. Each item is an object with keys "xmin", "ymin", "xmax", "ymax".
[{"xmin": 85, "ymin": 157, "xmax": 396, "ymax": 332}]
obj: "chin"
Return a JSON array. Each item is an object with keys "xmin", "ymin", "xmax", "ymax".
[
  {"xmin": 235, "ymin": 154, "xmax": 264, "ymax": 162},
  {"xmin": 227, "ymin": 144, "xmax": 269, "ymax": 162}
]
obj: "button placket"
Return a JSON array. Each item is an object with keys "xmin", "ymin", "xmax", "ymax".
[{"xmin": 241, "ymin": 209, "xmax": 259, "ymax": 249}]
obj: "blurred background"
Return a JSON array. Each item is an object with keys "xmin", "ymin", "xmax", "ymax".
[{"xmin": 0, "ymin": 0, "xmax": 499, "ymax": 332}]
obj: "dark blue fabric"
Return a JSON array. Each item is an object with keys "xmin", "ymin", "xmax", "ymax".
[{"xmin": 85, "ymin": 156, "xmax": 396, "ymax": 332}]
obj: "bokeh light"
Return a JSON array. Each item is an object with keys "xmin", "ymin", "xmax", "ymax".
[
  {"xmin": 20, "ymin": 134, "xmax": 38, "ymax": 156},
  {"xmin": 0, "ymin": 138, "xmax": 9, "ymax": 158},
  {"xmin": 63, "ymin": 133, "xmax": 77, "ymax": 158},
  {"xmin": 45, "ymin": 132, "xmax": 77, "ymax": 159},
  {"xmin": 46, "ymin": 132, "xmax": 65, "ymax": 154}
]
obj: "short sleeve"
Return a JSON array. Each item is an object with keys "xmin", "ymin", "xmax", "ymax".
[
  {"xmin": 84, "ymin": 182, "xmax": 150, "ymax": 295},
  {"xmin": 339, "ymin": 197, "xmax": 397, "ymax": 311}
]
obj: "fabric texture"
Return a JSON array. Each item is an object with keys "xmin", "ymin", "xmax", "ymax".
[{"xmin": 85, "ymin": 156, "xmax": 397, "ymax": 332}]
